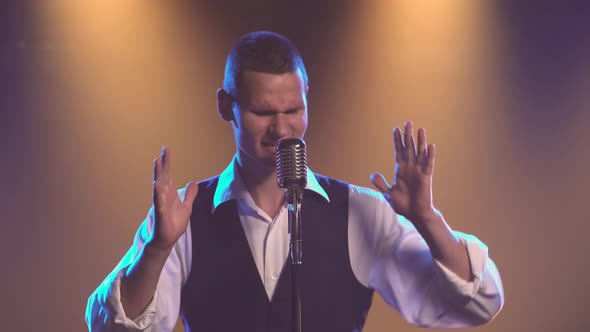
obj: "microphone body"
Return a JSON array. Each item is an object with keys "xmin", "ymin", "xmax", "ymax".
[
  {"xmin": 276, "ymin": 137, "xmax": 307, "ymax": 265},
  {"xmin": 276, "ymin": 138, "xmax": 307, "ymax": 332}
]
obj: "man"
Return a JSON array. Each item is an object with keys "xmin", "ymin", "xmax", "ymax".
[{"xmin": 86, "ymin": 31, "xmax": 504, "ymax": 331}]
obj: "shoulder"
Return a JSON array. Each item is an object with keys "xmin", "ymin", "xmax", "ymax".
[
  {"xmin": 312, "ymin": 173, "xmax": 349, "ymax": 189},
  {"xmin": 348, "ymin": 184, "xmax": 386, "ymax": 202},
  {"xmin": 313, "ymin": 173, "xmax": 386, "ymax": 203},
  {"xmin": 347, "ymin": 183, "xmax": 393, "ymax": 219},
  {"xmin": 312, "ymin": 173, "xmax": 390, "ymax": 210},
  {"xmin": 197, "ymin": 176, "xmax": 220, "ymax": 189},
  {"xmin": 169, "ymin": 176, "xmax": 221, "ymax": 206},
  {"xmin": 310, "ymin": 173, "xmax": 350, "ymax": 205},
  {"xmin": 172, "ymin": 176, "xmax": 220, "ymax": 197}
]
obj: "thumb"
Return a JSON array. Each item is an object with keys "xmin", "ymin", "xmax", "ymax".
[
  {"xmin": 370, "ymin": 172, "xmax": 391, "ymax": 194},
  {"xmin": 182, "ymin": 181, "xmax": 199, "ymax": 205}
]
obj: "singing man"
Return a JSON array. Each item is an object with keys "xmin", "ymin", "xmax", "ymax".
[{"xmin": 86, "ymin": 31, "xmax": 504, "ymax": 331}]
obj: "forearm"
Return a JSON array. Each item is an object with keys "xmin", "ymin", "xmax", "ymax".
[
  {"xmin": 120, "ymin": 242, "xmax": 172, "ymax": 319},
  {"xmin": 412, "ymin": 210, "xmax": 473, "ymax": 282}
]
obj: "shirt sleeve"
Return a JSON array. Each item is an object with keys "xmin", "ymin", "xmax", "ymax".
[
  {"xmin": 86, "ymin": 192, "xmax": 192, "ymax": 332},
  {"xmin": 347, "ymin": 185, "xmax": 504, "ymax": 328}
]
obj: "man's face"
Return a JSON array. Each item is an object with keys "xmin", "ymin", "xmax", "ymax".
[{"xmin": 231, "ymin": 70, "xmax": 308, "ymax": 168}]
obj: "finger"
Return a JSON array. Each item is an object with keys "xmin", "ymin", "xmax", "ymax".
[
  {"xmin": 416, "ymin": 128, "xmax": 427, "ymax": 165},
  {"xmin": 153, "ymin": 157, "xmax": 160, "ymax": 183},
  {"xmin": 370, "ymin": 172, "xmax": 392, "ymax": 193},
  {"xmin": 161, "ymin": 146, "xmax": 170, "ymax": 172},
  {"xmin": 183, "ymin": 181, "xmax": 199, "ymax": 206},
  {"xmin": 160, "ymin": 146, "xmax": 170, "ymax": 184},
  {"xmin": 153, "ymin": 157, "xmax": 163, "ymax": 202},
  {"xmin": 424, "ymin": 144, "xmax": 436, "ymax": 175},
  {"xmin": 393, "ymin": 127, "xmax": 405, "ymax": 163},
  {"xmin": 404, "ymin": 121, "xmax": 417, "ymax": 163},
  {"xmin": 154, "ymin": 156, "xmax": 167, "ymax": 185}
]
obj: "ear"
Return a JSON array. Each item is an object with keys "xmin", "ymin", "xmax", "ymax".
[{"xmin": 217, "ymin": 88, "xmax": 235, "ymax": 122}]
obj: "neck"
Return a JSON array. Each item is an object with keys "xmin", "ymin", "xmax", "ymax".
[{"xmin": 236, "ymin": 151, "xmax": 285, "ymax": 218}]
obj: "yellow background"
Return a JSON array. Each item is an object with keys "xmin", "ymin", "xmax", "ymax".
[{"xmin": 1, "ymin": 1, "xmax": 589, "ymax": 331}]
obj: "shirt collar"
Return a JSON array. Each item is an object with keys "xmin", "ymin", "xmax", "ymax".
[{"xmin": 212, "ymin": 155, "xmax": 330, "ymax": 211}]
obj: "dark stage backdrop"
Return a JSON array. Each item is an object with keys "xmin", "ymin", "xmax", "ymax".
[{"xmin": 1, "ymin": 1, "xmax": 589, "ymax": 331}]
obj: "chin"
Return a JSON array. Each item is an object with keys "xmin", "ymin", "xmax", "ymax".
[
  {"xmin": 255, "ymin": 153, "xmax": 277, "ymax": 168},
  {"xmin": 261, "ymin": 156, "xmax": 277, "ymax": 167}
]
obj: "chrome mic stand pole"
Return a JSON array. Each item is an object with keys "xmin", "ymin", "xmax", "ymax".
[{"xmin": 286, "ymin": 187, "xmax": 303, "ymax": 332}]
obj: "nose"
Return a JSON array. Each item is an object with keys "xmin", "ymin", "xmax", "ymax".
[{"xmin": 270, "ymin": 113, "xmax": 290, "ymax": 139}]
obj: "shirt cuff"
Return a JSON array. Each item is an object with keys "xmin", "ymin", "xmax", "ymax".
[
  {"xmin": 101, "ymin": 269, "xmax": 161, "ymax": 330},
  {"xmin": 433, "ymin": 232, "xmax": 488, "ymax": 301}
]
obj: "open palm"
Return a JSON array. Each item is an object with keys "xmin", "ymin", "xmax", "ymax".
[
  {"xmin": 371, "ymin": 122, "xmax": 436, "ymax": 223},
  {"xmin": 150, "ymin": 147, "xmax": 198, "ymax": 251}
]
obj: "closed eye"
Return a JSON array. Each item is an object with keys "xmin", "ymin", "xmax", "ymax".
[
  {"xmin": 250, "ymin": 108, "xmax": 303, "ymax": 116},
  {"xmin": 251, "ymin": 110, "xmax": 275, "ymax": 116}
]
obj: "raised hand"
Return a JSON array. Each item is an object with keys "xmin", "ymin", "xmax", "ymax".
[
  {"xmin": 119, "ymin": 147, "xmax": 199, "ymax": 318},
  {"xmin": 150, "ymin": 147, "xmax": 198, "ymax": 251},
  {"xmin": 370, "ymin": 121, "xmax": 437, "ymax": 224}
]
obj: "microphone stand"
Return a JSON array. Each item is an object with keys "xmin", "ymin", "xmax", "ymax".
[{"xmin": 286, "ymin": 187, "xmax": 303, "ymax": 332}]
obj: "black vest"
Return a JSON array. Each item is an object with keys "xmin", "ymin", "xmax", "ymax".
[{"xmin": 180, "ymin": 174, "xmax": 374, "ymax": 331}]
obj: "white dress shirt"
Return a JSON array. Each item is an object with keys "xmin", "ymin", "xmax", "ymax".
[{"xmin": 86, "ymin": 158, "xmax": 504, "ymax": 331}]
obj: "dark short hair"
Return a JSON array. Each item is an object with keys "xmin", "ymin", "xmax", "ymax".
[{"xmin": 223, "ymin": 31, "xmax": 308, "ymax": 99}]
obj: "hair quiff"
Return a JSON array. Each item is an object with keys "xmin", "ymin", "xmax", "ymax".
[{"xmin": 223, "ymin": 31, "xmax": 309, "ymax": 99}]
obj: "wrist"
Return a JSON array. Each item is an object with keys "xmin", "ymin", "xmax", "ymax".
[
  {"xmin": 409, "ymin": 206, "xmax": 440, "ymax": 226},
  {"xmin": 144, "ymin": 240, "xmax": 174, "ymax": 257}
]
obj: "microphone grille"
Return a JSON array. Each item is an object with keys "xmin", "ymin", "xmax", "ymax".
[{"xmin": 276, "ymin": 138, "xmax": 307, "ymax": 189}]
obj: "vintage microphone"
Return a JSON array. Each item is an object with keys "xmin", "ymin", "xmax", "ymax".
[{"xmin": 276, "ymin": 138, "xmax": 307, "ymax": 332}]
